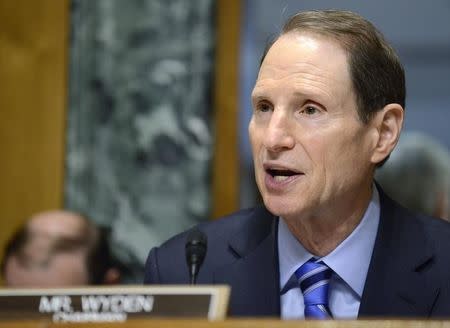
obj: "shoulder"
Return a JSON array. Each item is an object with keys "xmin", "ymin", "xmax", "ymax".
[
  {"xmin": 383, "ymin": 189, "xmax": 450, "ymax": 244},
  {"xmin": 380, "ymin": 188, "xmax": 450, "ymax": 248},
  {"xmin": 144, "ymin": 205, "xmax": 275, "ymax": 284},
  {"xmin": 418, "ymin": 213, "xmax": 450, "ymax": 254},
  {"xmin": 158, "ymin": 205, "xmax": 272, "ymax": 251},
  {"xmin": 382, "ymin": 190, "xmax": 450, "ymax": 273}
]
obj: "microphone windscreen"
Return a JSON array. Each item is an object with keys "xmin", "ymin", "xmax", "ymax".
[{"xmin": 185, "ymin": 229, "xmax": 207, "ymax": 266}]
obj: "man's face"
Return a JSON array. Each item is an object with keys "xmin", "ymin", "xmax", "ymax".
[
  {"xmin": 4, "ymin": 246, "xmax": 89, "ymax": 287},
  {"xmin": 249, "ymin": 32, "xmax": 378, "ymax": 222},
  {"xmin": 3, "ymin": 212, "xmax": 91, "ymax": 287}
]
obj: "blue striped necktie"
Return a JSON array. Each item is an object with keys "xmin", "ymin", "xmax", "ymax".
[{"xmin": 295, "ymin": 258, "xmax": 333, "ymax": 319}]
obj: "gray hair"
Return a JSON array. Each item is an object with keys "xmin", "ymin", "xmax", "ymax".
[{"xmin": 376, "ymin": 132, "xmax": 450, "ymax": 219}]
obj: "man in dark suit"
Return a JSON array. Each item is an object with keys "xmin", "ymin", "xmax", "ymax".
[{"xmin": 144, "ymin": 10, "xmax": 450, "ymax": 318}]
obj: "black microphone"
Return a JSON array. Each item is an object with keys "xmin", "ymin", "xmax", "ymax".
[{"xmin": 185, "ymin": 229, "xmax": 207, "ymax": 285}]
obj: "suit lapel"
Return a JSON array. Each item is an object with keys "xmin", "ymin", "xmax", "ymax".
[
  {"xmin": 213, "ymin": 207, "xmax": 280, "ymax": 317},
  {"xmin": 359, "ymin": 189, "xmax": 439, "ymax": 317}
]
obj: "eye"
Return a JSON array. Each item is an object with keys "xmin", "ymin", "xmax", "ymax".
[
  {"xmin": 256, "ymin": 101, "xmax": 272, "ymax": 113},
  {"xmin": 301, "ymin": 105, "xmax": 319, "ymax": 115}
]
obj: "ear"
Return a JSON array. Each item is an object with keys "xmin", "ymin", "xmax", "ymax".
[{"xmin": 370, "ymin": 103, "xmax": 404, "ymax": 165}]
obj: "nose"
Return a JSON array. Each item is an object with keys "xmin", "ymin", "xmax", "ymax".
[{"xmin": 263, "ymin": 110, "xmax": 295, "ymax": 152}]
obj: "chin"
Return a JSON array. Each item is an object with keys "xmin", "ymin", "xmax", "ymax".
[{"xmin": 263, "ymin": 195, "xmax": 301, "ymax": 219}]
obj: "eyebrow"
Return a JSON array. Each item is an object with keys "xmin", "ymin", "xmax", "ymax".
[
  {"xmin": 252, "ymin": 88, "xmax": 312, "ymax": 100},
  {"xmin": 251, "ymin": 92, "xmax": 266, "ymax": 101},
  {"xmin": 251, "ymin": 85, "xmax": 272, "ymax": 99}
]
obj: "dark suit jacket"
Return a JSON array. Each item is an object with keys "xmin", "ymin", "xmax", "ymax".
[{"xmin": 144, "ymin": 189, "xmax": 450, "ymax": 318}]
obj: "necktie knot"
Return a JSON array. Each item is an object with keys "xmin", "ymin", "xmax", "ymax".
[{"xmin": 295, "ymin": 258, "xmax": 333, "ymax": 319}]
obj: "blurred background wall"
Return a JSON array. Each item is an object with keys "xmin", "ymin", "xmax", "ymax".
[
  {"xmin": 0, "ymin": 0, "xmax": 239, "ymax": 284},
  {"xmin": 0, "ymin": 0, "xmax": 68, "ymax": 278},
  {"xmin": 0, "ymin": 0, "xmax": 448, "ymax": 283}
]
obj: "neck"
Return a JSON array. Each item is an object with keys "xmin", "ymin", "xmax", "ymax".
[{"xmin": 285, "ymin": 184, "xmax": 373, "ymax": 257}]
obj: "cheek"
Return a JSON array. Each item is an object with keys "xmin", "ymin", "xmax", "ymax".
[
  {"xmin": 324, "ymin": 130, "xmax": 372, "ymax": 182},
  {"xmin": 307, "ymin": 128, "xmax": 361, "ymax": 175},
  {"xmin": 53, "ymin": 254, "xmax": 89, "ymax": 284},
  {"xmin": 248, "ymin": 123, "xmax": 263, "ymax": 161},
  {"xmin": 248, "ymin": 121, "xmax": 259, "ymax": 147},
  {"xmin": 248, "ymin": 126, "xmax": 267, "ymax": 192}
]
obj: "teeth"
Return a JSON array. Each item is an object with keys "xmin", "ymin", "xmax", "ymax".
[{"xmin": 273, "ymin": 175, "xmax": 290, "ymax": 182}]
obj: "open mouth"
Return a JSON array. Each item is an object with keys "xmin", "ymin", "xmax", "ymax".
[{"xmin": 266, "ymin": 168, "xmax": 301, "ymax": 182}]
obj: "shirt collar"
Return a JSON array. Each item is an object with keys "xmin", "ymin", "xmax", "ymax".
[{"xmin": 278, "ymin": 185, "xmax": 380, "ymax": 298}]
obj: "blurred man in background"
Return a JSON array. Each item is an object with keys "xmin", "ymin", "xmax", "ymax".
[
  {"xmin": 1, "ymin": 210, "xmax": 122, "ymax": 287},
  {"xmin": 376, "ymin": 132, "xmax": 450, "ymax": 221}
]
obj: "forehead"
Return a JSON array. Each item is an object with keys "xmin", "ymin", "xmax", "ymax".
[
  {"xmin": 253, "ymin": 33, "xmax": 352, "ymax": 98},
  {"xmin": 28, "ymin": 211, "xmax": 86, "ymax": 238}
]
